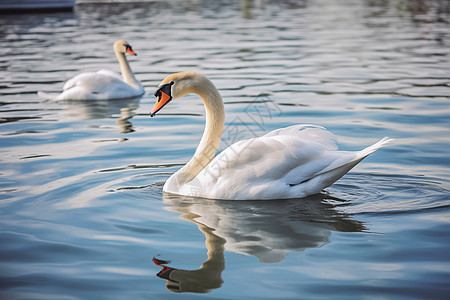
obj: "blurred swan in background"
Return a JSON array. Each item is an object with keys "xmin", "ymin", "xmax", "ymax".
[
  {"xmin": 150, "ymin": 71, "xmax": 392, "ymax": 200},
  {"xmin": 38, "ymin": 40, "xmax": 144, "ymax": 101}
]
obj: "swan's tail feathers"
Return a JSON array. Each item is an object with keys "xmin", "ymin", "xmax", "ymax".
[
  {"xmin": 358, "ymin": 137, "xmax": 393, "ymax": 159},
  {"xmin": 37, "ymin": 91, "xmax": 60, "ymax": 101}
]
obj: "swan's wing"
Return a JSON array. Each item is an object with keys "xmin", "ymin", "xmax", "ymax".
[
  {"xmin": 216, "ymin": 134, "xmax": 339, "ymax": 182},
  {"xmin": 191, "ymin": 130, "xmax": 338, "ymax": 198}
]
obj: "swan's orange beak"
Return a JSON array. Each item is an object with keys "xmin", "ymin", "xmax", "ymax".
[
  {"xmin": 126, "ymin": 47, "xmax": 137, "ymax": 56},
  {"xmin": 151, "ymin": 91, "xmax": 171, "ymax": 117},
  {"xmin": 124, "ymin": 43, "xmax": 137, "ymax": 56},
  {"xmin": 150, "ymin": 81, "xmax": 174, "ymax": 117}
]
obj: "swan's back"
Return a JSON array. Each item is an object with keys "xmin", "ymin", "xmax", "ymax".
[{"xmin": 263, "ymin": 124, "xmax": 338, "ymax": 150}]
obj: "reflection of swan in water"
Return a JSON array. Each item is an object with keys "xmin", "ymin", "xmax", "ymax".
[
  {"xmin": 154, "ymin": 193, "xmax": 366, "ymax": 293},
  {"xmin": 153, "ymin": 219, "xmax": 225, "ymax": 293},
  {"xmin": 59, "ymin": 97, "xmax": 141, "ymax": 133}
]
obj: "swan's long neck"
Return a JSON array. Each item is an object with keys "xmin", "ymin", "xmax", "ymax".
[
  {"xmin": 115, "ymin": 51, "xmax": 141, "ymax": 89},
  {"xmin": 173, "ymin": 77, "xmax": 225, "ymax": 185}
]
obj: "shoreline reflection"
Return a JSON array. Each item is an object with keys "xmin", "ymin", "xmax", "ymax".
[{"xmin": 154, "ymin": 193, "xmax": 366, "ymax": 293}]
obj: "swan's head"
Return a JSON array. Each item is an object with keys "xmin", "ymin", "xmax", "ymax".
[
  {"xmin": 113, "ymin": 40, "xmax": 137, "ymax": 56},
  {"xmin": 150, "ymin": 72, "xmax": 208, "ymax": 117}
]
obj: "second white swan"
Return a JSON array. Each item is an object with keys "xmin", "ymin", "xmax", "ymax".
[
  {"xmin": 150, "ymin": 71, "xmax": 392, "ymax": 200},
  {"xmin": 38, "ymin": 40, "xmax": 144, "ymax": 101}
]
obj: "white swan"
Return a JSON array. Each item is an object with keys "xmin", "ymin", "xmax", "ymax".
[
  {"xmin": 38, "ymin": 40, "xmax": 144, "ymax": 101},
  {"xmin": 150, "ymin": 71, "xmax": 392, "ymax": 200}
]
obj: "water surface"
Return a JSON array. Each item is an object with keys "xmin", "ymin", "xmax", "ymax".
[{"xmin": 1, "ymin": 0, "xmax": 450, "ymax": 299}]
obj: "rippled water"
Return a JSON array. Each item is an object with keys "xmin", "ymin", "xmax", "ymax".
[{"xmin": 1, "ymin": 0, "xmax": 450, "ymax": 299}]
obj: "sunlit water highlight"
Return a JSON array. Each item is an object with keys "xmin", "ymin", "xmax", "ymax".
[{"xmin": 1, "ymin": 0, "xmax": 449, "ymax": 299}]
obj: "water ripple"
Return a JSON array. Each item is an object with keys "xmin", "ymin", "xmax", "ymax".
[
  {"xmin": 0, "ymin": 1, "xmax": 449, "ymax": 299},
  {"xmin": 329, "ymin": 173, "xmax": 450, "ymax": 215}
]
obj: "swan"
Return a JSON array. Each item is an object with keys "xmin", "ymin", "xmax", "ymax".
[
  {"xmin": 38, "ymin": 40, "xmax": 144, "ymax": 101},
  {"xmin": 150, "ymin": 71, "xmax": 392, "ymax": 200}
]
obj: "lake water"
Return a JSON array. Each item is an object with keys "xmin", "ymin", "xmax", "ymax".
[{"xmin": 1, "ymin": 0, "xmax": 450, "ymax": 299}]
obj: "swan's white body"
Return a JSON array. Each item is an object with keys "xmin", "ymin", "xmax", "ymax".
[
  {"xmin": 38, "ymin": 40, "xmax": 144, "ymax": 101},
  {"xmin": 151, "ymin": 72, "xmax": 392, "ymax": 200}
]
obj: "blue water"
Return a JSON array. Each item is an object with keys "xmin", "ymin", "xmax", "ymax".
[{"xmin": 1, "ymin": 1, "xmax": 450, "ymax": 299}]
